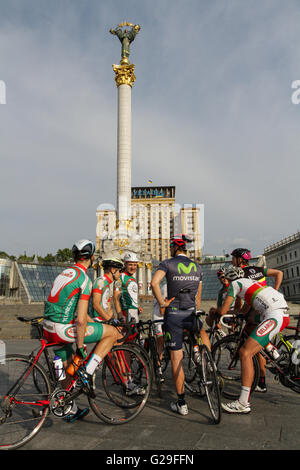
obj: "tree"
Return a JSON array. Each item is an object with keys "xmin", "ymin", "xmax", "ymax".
[
  {"xmin": 42, "ymin": 253, "xmax": 56, "ymax": 263},
  {"xmin": 56, "ymin": 248, "xmax": 73, "ymax": 263}
]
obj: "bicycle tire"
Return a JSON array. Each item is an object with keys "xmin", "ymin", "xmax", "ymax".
[
  {"xmin": 212, "ymin": 336, "xmax": 260, "ymax": 400},
  {"xmin": 88, "ymin": 344, "xmax": 151, "ymax": 424},
  {"xmin": 148, "ymin": 337, "xmax": 162, "ymax": 395},
  {"xmin": 0, "ymin": 354, "xmax": 51, "ymax": 450},
  {"xmin": 276, "ymin": 336, "xmax": 300, "ymax": 393},
  {"xmin": 128, "ymin": 342, "xmax": 154, "ymax": 390},
  {"xmin": 160, "ymin": 344, "xmax": 170, "ymax": 373},
  {"xmin": 200, "ymin": 345, "xmax": 221, "ymax": 424},
  {"xmin": 182, "ymin": 335, "xmax": 197, "ymax": 384}
]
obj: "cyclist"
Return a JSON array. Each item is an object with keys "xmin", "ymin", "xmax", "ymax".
[
  {"xmin": 206, "ymin": 268, "xmax": 235, "ymax": 329},
  {"xmin": 219, "ymin": 266, "xmax": 289, "ymax": 414},
  {"xmin": 43, "ymin": 240, "xmax": 119, "ymax": 422},
  {"xmin": 114, "ymin": 252, "xmax": 143, "ymax": 324},
  {"xmin": 231, "ymin": 248, "xmax": 283, "ymax": 289},
  {"xmin": 152, "ymin": 279, "xmax": 168, "ymax": 382},
  {"xmin": 151, "ymin": 234, "xmax": 211, "ymax": 416},
  {"xmin": 92, "ymin": 258, "xmax": 124, "ymax": 322},
  {"xmin": 231, "ymin": 247, "xmax": 283, "ymax": 392}
]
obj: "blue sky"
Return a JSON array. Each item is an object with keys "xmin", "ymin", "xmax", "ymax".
[{"xmin": 0, "ymin": 0, "xmax": 299, "ymax": 257}]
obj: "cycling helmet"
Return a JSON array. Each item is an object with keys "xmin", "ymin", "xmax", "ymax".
[
  {"xmin": 231, "ymin": 248, "xmax": 252, "ymax": 261},
  {"xmin": 72, "ymin": 239, "xmax": 95, "ymax": 259},
  {"xmin": 217, "ymin": 267, "xmax": 226, "ymax": 278},
  {"xmin": 101, "ymin": 257, "xmax": 124, "ymax": 269},
  {"xmin": 124, "ymin": 252, "xmax": 139, "ymax": 263},
  {"xmin": 225, "ymin": 266, "xmax": 245, "ymax": 282},
  {"xmin": 170, "ymin": 234, "xmax": 193, "ymax": 248}
]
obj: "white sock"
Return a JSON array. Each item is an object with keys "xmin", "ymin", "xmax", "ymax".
[
  {"xmin": 86, "ymin": 354, "xmax": 102, "ymax": 375},
  {"xmin": 239, "ymin": 386, "xmax": 251, "ymax": 406},
  {"xmin": 69, "ymin": 401, "xmax": 78, "ymax": 416}
]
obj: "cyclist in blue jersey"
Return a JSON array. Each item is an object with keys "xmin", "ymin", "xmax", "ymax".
[{"xmin": 151, "ymin": 234, "xmax": 211, "ymax": 416}]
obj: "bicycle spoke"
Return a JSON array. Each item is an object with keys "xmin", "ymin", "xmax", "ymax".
[{"xmin": 0, "ymin": 355, "xmax": 50, "ymax": 450}]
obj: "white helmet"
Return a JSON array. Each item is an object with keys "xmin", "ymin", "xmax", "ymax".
[
  {"xmin": 225, "ymin": 266, "xmax": 245, "ymax": 282},
  {"xmin": 124, "ymin": 252, "xmax": 139, "ymax": 263},
  {"xmin": 72, "ymin": 239, "xmax": 95, "ymax": 259}
]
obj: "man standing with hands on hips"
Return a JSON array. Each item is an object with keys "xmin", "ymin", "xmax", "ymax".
[{"xmin": 151, "ymin": 234, "xmax": 211, "ymax": 416}]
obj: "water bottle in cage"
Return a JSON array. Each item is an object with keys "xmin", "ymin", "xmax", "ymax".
[
  {"xmin": 53, "ymin": 355, "xmax": 66, "ymax": 380},
  {"xmin": 265, "ymin": 342, "xmax": 280, "ymax": 361}
]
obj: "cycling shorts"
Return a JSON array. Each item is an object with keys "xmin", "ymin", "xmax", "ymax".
[
  {"xmin": 164, "ymin": 309, "xmax": 201, "ymax": 351},
  {"xmin": 43, "ymin": 319, "xmax": 104, "ymax": 361},
  {"xmin": 122, "ymin": 308, "xmax": 139, "ymax": 324},
  {"xmin": 249, "ymin": 309, "xmax": 290, "ymax": 348},
  {"xmin": 152, "ymin": 308, "xmax": 164, "ymax": 336}
]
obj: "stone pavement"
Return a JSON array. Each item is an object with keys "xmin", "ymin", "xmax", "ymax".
[{"xmin": 4, "ymin": 338, "xmax": 300, "ymax": 452}]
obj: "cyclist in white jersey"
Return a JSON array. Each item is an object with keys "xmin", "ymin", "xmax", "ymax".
[
  {"xmin": 219, "ymin": 266, "xmax": 289, "ymax": 414},
  {"xmin": 152, "ymin": 281, "xmax": 168, "ymax": 381}
]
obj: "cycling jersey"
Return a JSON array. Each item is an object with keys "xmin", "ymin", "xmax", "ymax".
[
  {"xmin": 92, "ymin": 274, "xmax": 114, "ymax": 321},
  {"xmin": 242, "ymin": 265, "xmax": 268, "ymax": 286},
  {"xmin": 44, "ymin": 263, "xmax": 92, "ymax": 324},
  {"xmin": 217, "ymin": 283, "xmax": 234, "ymax": 309},
  {"xmin": 227, "ymin": 278, "xmax": 289, "ymax": 347},
  {"xmin": 157, "ymin": 255, "xmax": 203, "ymax": 311},
  {"xmin": 227, "ymin": 278, "xmax": 288, "ymax": 318},
  {"xmin": 115, "ymin": 271, "xmax": 139, "ymax": 322}
]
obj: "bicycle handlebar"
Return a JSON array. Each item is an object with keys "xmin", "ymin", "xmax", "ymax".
[{"xmin": 219, "ymin": 313, "xmax": 244, "ymax": 329}]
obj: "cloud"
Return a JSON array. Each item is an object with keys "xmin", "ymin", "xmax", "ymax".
[{"xmin": 0, "ymin": 0, "xmax": 299, "ymax": 257}]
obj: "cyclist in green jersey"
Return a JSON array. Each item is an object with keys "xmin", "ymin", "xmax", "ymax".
[
  {"xmin": 43, "ymin": 240, "xmax": 119, "ymax": 422},
  {"xmin": 114, "ymin": 252, "xmax": 143, "ymax": 324},
  {"xmin": 92, "ymin": 258, "xmax": 124, "ymax": 322},
  {"xmin": 206, "ymin": 268, "xmax": 235, "ymax": 328}
]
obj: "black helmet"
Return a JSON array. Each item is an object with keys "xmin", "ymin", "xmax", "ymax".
[
  {"xmin": 72, "ymin": 239, "xmax": 95, "ymax": 259},
  {"xmin": 101, "ymin": 257, "xmax": 124, "ymax": 270},
  {"xmin": 231, "ymin": 248, "xmax": 252, "ymax": 261}
]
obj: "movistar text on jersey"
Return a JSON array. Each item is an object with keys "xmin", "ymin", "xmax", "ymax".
[{"xmin": 172, "ymin": 275, "xmax": 201, "ymax": 281}]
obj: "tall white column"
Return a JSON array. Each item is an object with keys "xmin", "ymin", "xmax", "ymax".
[
  {"xmin": 117, "ymin": 84, "xmax": 132, "ymax": 229},
  {"xmin": 112, "ymin": 63, "xmax": 136, "ymax": 235}
]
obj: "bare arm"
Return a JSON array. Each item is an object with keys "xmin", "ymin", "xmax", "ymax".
[
  {"xmin": 93, "ymin": 292, "xmax": 113, "ymax": 321},
  {"xmin": 76, "ymin": 299, "xmax": 88, "ymax": 349},
  {"xmin": 219, "ymin": 296, "xmax": 236, "ymax": 316},
  {"xmin": 151, "ymin": 270, "xmax": 174, "ymax": 316},
  {"xmin": 151, "ymin": 270, "xmax": 167, "ymax": 306},
  {"xmin": 113, "ymin": 281, "xmax": 123, "ymax": 321},
  {"xmin": 266, "ymin": 268, "xmax": 283, "ymax": 290},
  {"xmin": 195, "ymin": 282, "xmax": 202, "ymax": 311}
]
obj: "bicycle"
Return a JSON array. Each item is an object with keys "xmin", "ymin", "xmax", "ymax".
[
  {"xmin": 176, "ymin": 312, "xmax": 222, "ymax": 424},
  {"xmin": 134, "ymin": 319, "xmax": 167, "ymax": 396},
  {"xmin": 0, "ymin": 316, "xmax": 151, "ymax": 450},
  {"xmin": 212, "ymin": 313, "xmax": 300, "ymax": 400},
  {"xmin": 274, "ymin": 313, "xmax": 300, "ymax": 359}
]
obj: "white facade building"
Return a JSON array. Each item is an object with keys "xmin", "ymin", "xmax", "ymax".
[{"xmin": 264, "ymin": 231, "xmax": 300, "ymax": 301}]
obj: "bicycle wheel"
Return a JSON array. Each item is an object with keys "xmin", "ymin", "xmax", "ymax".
[
  {"xmin": 0, "ymin": 354, "xmax": 51, "ymax": 450},
  {"xmin": 160, "ymin": 344, "xmax": 170, "ymax": 373},
  {"xmin": 199, "ymin": 345, "xmax": 221, "ymax": 424},
  {"xmin": 212, "ymin": 336, "xmax": 260, "ymax": 400},
  {"xmin": 148, "ymin": 337, "xmax": 163, "ymax": 395},
  {"xmin": 88, "ymin": 344, "xmax": 151, "ymax": 424},
  {"xmin": 182, "ymin": 335, "xmax": 197, "ymax": 384},
  {"xmin": 128, "ymin": 342, "xmax": 154, "ymax": 390},
  {"xmin": 276, "ymin": 337, "xmax": 300, "ymax": 393}
]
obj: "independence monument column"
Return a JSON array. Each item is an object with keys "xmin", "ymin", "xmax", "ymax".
[{"xmin": 110, "ymin": 22, "xmax": 141, "ymax": 235}]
